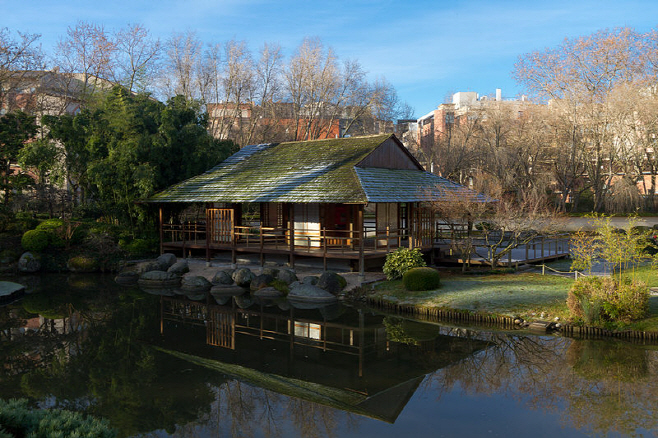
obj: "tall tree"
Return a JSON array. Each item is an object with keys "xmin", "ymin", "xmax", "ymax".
[
  {"xmin": 114, "ymin": 23, "xmax": 161, "ymax": 93},
  {"xmin": 55, "ymin": 21, "xmax": 116, "ymax": 101}
]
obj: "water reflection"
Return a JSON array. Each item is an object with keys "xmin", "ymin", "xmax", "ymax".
[
  {"xmin": 152, "ymin": 293, "xmax": 489, "ymax": 424},
  {"xmin": 2, "ymin": 275, "xmax": 658, "ymax": 437}
]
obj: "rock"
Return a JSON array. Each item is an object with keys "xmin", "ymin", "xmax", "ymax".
[
  {"xmin": 184, "ymin": 290, "xmax": 207, "ymax": 301},
  {"xmin": 250, "ymin": 274, "xmax": 274, "ymax": 291},
  {"xmin": 213, "ymin": 295, "xmax": 230, "ymax": 305},
  {"xmin": 156, "ymin": 253, "xmax": 177, "ymax": 269},
  {"xmin": 140, "ymin": 287, "xmax": 177, "ymax": 296},
  {"xmin": 253, "ymin": 286, "xmax": 283, "ymax": 298},
  {"xmin": 288, "ymin": 284, "xmax": 338, "ymax": 304},
  {"xmin": 262, "ymin": 267, "xmax": 279, "ymax": 277},
  {"xmin": 181, "ymin": 275, "xmax": 212, "ymax": 291},
  {"xmin": 210, "ymin": 285, "xmax": 247, "ymax": 296},
  {"xmin": 289, "ymin": 281, "xmax": 301, "ymax": 289},
  {"xmin": 302, "ymin": 275, "xmax": 318, "ymax": 285},
  {"xmin": 135, "ymin": 260, "xmax": 167, "ymax": 274},
  {"xmin": 138, "ymin": 270, "xmax": 181, "ymax": 288},
  {"xmin": 168, "ymin": 260, "xmax": 189, "ymax": 275},
  {"xmin": 0, "ymin": 281, "xmax": 25, "ymax": 304},
  {"xmin": 212, "ymin": 269, "xmax": 234, "ymax": 285},
  {"xmin": 317, "ymin": 272, "xmax": 347, "ymax": 295},
  {"xmin": 234, "ymin": 295, "xmax": 255, "ymax": 309},
  {"xmin": 18, "ymin": 252, "xmax": 41, "ymax": 273},
  {"xmin": 233, "ymin": 268, "xmax": 255, "ymax": 287},
  {"xmin": 277, "ymin": 268, "xmax": 298, "ymax": 284},
  {"xmin": 115, "ymin": 271, "xmax": 139, "ymax": 285}
]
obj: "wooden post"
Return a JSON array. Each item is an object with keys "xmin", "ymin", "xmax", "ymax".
[
  {"xmin": 358, "ymin": 205, "xmax": 365, "ymax": 282},
  {"xmin": 231, "ymin": 220, "xmax": 237, "ymax": 267},
  {"xmin": 182, "ymin": 221, "xmax": 187, "ymax": 259},
  {"xmin": 289, "ymin": 204, "xmax": 295, "ymax": 269},
  {"xmin": 205, "ymin": 207, "xmax": 211, "ymax": 264},
  {"xmin": 322, "ymin": 227, "xmax": 327, "ymax": 272},
  {"xmin": 259, "ymin": 227, "xmax": 264, "ymax": 268},
  {"xmin": 541, "ymin": 237, "xmax": 545, "ymax": 260},
  {"xmin": 408, "ymin": 203, "xmax": 415, "ymax": 249},
  {"xmin": 159, "ymin": 206, "xmax": 164, "ymax": 255}
]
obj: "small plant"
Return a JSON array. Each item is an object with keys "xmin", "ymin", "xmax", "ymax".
[
  {"xmin": 567, "ymin": 276, "xmax": 649, "ymax": 324},
  {"xmin": 21, "ymin": 229, "xmax": 49, "ymax": 252},
  {"xmin": 383, "ymin": 247, "xmax": 426, "ymax": 280},
  {"xmin": 0, "ymin": 398, "xmax": 116, "ymax": 438},
  {"xmin": 270, "ymin": 279, "xmax": 290, "ymax": 295},
  {"xmin": 402, "ymin": 267, "xmax": 441, "ymax": 291}
]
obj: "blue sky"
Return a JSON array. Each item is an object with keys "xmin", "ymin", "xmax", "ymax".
[{"xmin": 3, "ymin": 0, "xmax": 658, "ymax": 117}]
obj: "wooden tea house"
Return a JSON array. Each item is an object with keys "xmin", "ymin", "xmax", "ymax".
[{"xmin": 147, "ymin": 134, "xmax": 486, "ymax": 273}]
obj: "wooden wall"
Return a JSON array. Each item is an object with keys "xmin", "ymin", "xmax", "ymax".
[{"xmin": 356, "ymin": 138, "xmax": 422, "ymax": 170}]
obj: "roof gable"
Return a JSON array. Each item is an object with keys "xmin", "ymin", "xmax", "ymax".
[{"xmin": 356, "ymin": 136, "xmax": 423, "ymax": 171}]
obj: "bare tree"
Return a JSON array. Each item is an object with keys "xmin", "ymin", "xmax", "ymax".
[
  {"xmin": 0, "ymin": 28, "xmax": 45, "ymax": 112},
  {"xmin": 55, "ymin": 21, "xmax": 116, "ymax": 101},
  {"xmin": 161, "ymin": 31, "xmax": 202, "ymax": 100},
  {"xmin": 114, "ymin": 23, "xmax": 161, "ymax": 93}
]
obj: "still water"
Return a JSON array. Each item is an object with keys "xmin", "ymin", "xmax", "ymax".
[{"xmin": 1, "ymin": 274, "xmax": 657, "ymax": 438}]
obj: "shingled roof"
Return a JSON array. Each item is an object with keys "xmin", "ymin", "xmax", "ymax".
[{"xmin": 147, "ymin": 134, "xmax": 487, "ymax": 204}]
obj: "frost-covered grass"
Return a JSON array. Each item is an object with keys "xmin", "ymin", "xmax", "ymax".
[{"xmin": 373, "ymin": 271, "xmax": 574, "ymax": 321}]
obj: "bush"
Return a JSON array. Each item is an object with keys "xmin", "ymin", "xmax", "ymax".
[
  {"xmin": 403, "ymin": 267, "xmax": 441, "ymax": 291},
  {"xmin": 119, "ymin": 238, "xmax": 158, "ymax": 257},
  {"xmin": 0, "ymin": 398, "xmax": 116, "ymax": 438},
  {"xmin": 67, "ymin": 255, "xmax": 100, "ymax": 273},
  {"xmin": 21, "ymin": 230, "xmax": 49, "ymax": 252},
  {"xmin": 567, "ymin": 276, "xmax": 649, "ymax": 324},
  {"xmin": 383, "ymin": 248, "xmax": 426, "ymax": 280}
]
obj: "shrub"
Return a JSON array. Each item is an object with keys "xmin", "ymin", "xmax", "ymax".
[
  {"xmin": 0, "ymin": 398, "xmax": 116, "ymax": 438},
  {"xmin": 270, "ymin": 279, "xmax": 290, "ymax": 295},
  {"xmin": 567, "ymin": 276, "xmax": 649, "ymax": 324},
  {"xmin": 67, "ymin": 255, "xmax": 100, "ymax": 273},
  {"xmin": 21, "ymin": 230, "xmax": 49, "ymax": 252},
  {"xmin": 403, "ymin": 267, "xmax": 441, "ymax": 291},
  {"xmin": 383, "ymin": 248, "xmax": 426, "ymax": 280},
  {"xmin": 119, "ymin": 238, "xmax": 158, "ymax": 257}
]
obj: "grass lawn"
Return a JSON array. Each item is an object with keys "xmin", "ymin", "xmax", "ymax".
[
  {"xmin": 373, "ymin": 271, "xmax": 574, "ymax": 321},
  {"xmin": 372, "ymin": 266, "xmax": 658, "ymax": 331}
]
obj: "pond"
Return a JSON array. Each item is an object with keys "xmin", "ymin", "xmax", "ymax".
[{"xmin": 1, "ymin": 273, "xmax": 657, "ymax": 437}]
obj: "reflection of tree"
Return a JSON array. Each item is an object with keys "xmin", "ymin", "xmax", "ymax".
[
  {"xmin": 1, "ymin": 278, "xmax": 219, "ymax": 437},
  {"xmin": 425, "ymin": 333, "xmax": 658, "ymax": 436}
]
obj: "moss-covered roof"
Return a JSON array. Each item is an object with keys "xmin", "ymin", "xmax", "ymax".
[
  {"xmin": 148, "ymin": 134, "xmax": 392, "ymax": 203},
  {"xmin": 147, "ymin": 134, "xmax": 487, "ymax": 204}
]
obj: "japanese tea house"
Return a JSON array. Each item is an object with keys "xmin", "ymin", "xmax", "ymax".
[{"xmin": 146, "ymin": 133, "xmax": 486, "ymax": 273}]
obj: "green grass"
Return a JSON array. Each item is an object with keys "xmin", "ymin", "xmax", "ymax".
[{"xmin": 373, "ymin": 272, "xmax": 574, "ymax": 321}]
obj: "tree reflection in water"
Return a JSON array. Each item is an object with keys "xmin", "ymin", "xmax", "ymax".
[
  {"xmin": 426, "ymin": 332, "xmax": 658, "ymax": 437},
  {"xmin": 3, "ymin": 274, "xmax": 658, "ymax": 437}
]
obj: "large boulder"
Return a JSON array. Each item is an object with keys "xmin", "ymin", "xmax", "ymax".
[
  {"xmin": 302, "ymin": 275, "xmax": 318, "ymax": 285},
  {"xmin": 250, "ymin": 274, "xmax": 274, "ymax": 291},
  {"xmin": 135, "ymin": 260, "xmax": 167, "ymax": 274},
  {"xmin": 277, "ymin": 268, "xmax": 298, "ymax": 284},
  {"xmin": 262, "ymin": 267, "xmax": 279, "ymax": 277},
  {"xmin": 138, "ymin": 270, "xmax": 181, "ymax": 288},
  {"xmin": 18, "ymin": 252, "xmax": 41, "ymax": 273},
  {"xmin": 156, "ymin": 253, "xmax": 177, "ymax": 269},
  {"xmin": 212, "ymin": 269, "xmax": 234, "ymax": 285},
  {"xmin": 168, "ymin": 260, "xmax": 189, "ymax": 275},
  {"xmin": 232, "ymin": 268, "xmax": 255, "ymax": 287},
  {"xmin": 210, "ymin": 284, "xmax": 247, "ymax": 296},
  {"xmin": 181, "ymin": 275, "xmax": 212, "ymax": 291},
  {"xmin": 115, "ymin": 271, "xmax": 139, "ymax": 285},
  {"xmin": 317, "ymin": 272, "xmax": 347, "ymax": 295},
  {"xmin": 253, "ymin": 286, "xmax": 283, "ymax": 298},
  {"xmin": 288, "ymin": 284, "xmax": 338, "ymax": 304}
]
